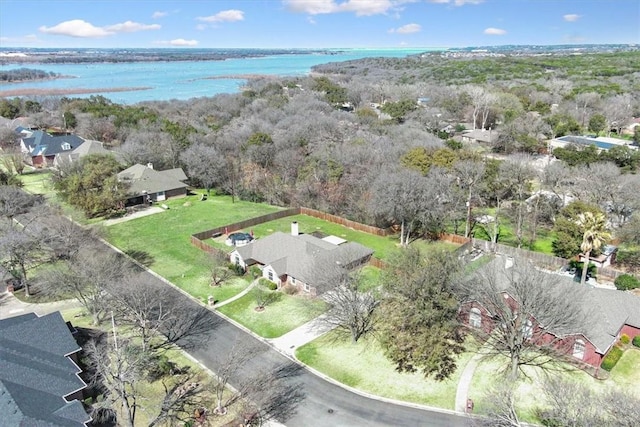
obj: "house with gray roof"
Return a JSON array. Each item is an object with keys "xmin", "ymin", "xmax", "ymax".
[
  {"xmin": 460, "ymin": 256, "xmax": 640, "ymax": 371},
  {"xmin": 117, "ymin": 163, "xmax": 188, "ymax": 206},
  {"xmin": 230, "ymin": 222, "xmax": 374, "ymax": 295},
  {"xmin": 53, "ymin": 139, "xmax": 115, "ymax": 167},
  {"xmin": 0, "ymin": 312, "xmax": 91, "ymax": 426},
  {"xmin": 20, "ymin": 130, "xmax": 85, "ymax": 168}
]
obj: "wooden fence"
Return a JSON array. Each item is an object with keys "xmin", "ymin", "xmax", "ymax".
[
  {"xmin": 300, "ymin": 207, "xmax": 390, "ymax": 236},
  {"xmin": 190, "ymin": 207, "xmax": 391, "ymax": 257}
]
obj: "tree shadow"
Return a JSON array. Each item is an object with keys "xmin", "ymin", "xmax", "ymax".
[{"xmin": 124, "ymin": 249, "xmax": 155, "ymax": 267}]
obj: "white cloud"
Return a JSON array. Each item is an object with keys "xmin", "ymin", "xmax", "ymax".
[
  {"xmin": 484, "ymin": 27, "xmax": 506, "ymax": 35},
  {"xmin": 152, "ymin": 11, "xmax": 168, "ymax": 19},
  {"xmin": 563, "ymin": 14, "xmax": 581, "ymax": 22},
  {"xmin": 427, "ymin": 0, "xmax": 483, "ymax": 5},
  {"xmin": 0, "ymin": 34, "xmax": 40, "ymax": 44},
  {"xmin": 155, "ymin": 38, "xmax": 199, "ymax": 46},
  {"xmin": 39, "ymin": 19, "xmax": 160, "ymax": 38},
  {"xmin": 104, "ymin": 21, "xmax": 160, "ymax": 33},
  {"xmin": 283, "ymin": 0, "xmax": 396, "ymax": 16},
  {"xmin": 197, "ymin": 9, "xmax": 245, "ymax": 23},
  {"xmin": 390, "ymin": 23, "xmax": 422, "ymax": 34},
  {"xmin": 39, "ymin": 20, "xmax": 114, "ymax": 38}
]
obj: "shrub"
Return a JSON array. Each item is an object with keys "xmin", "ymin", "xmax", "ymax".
[
  {"xmin": 614, "ymin": 274, "xmax": 640, "ymax": 291},
  {"xmin": 601, "ymin": 346, "xmax": 624, "ymax": 371},
  {"xmin": 282, "ymin": 284, "xmax": 298, "ymax": 295},
  {"xmin": 633, "ymin": 335, "xmax": 640, "ymax": 348},
  {"xmin": 257, "ymin": 277, "xmax": 278, "ymax": 291},
  {"xmin": 569, "ymin": 259, "xmax": 597, "ymax": 281},
  {"xmin": 249, "ymin": 266, "xmax": 262, "ymax": 279},
  {"xmin": 227, "ymin": 262, "xmax": 245, "ymax": 276},
  {"xmin": 620, "ymin": 334, "xmax": 630, "ymax": 345}
]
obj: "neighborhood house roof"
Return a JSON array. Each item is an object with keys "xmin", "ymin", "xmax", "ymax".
[
  {"xmin": 117, "ymin": 164, "xmax": 188, "ymax": 197},
  {"xmin": 234, "ymin": 231, "xmax": 373, "ymax": 292},
  {"xmin": 0, "ymin": 312, "xmax": 90, "ymax": 427},
  {"xmin": 21, "ymin": 130, "xmax": 85, "ymax": 157},
  {"xmin": 54, "ymin": 139, "xmax": 113, "ymax": 166},
  {"xmin": 470, "ymin": 257, "xmax": 640, "ymax": 354}
]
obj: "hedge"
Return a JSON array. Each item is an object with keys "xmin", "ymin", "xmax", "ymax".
[
  {"xmin": 601, "ymin": 346, "xmax": 624, "ymax": 371},
  {"xmin": 633, "ymin": 335, "xmax": 640, "ymax": 348},
  {"xmin": 614, "ymin": 274, "xmax": 640, "ymax": 291}
]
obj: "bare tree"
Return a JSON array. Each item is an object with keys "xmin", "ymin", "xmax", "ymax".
[
  {"xmin": 476, "ymin": 383, "xmax": 521, "ymax": 427},
  {"xmin": 0, "ymin": 185, "xmax": 41, "ymax": 220},
  {"xmin": 320, "ymin": 270, "xmax": 380, "ymax": 344},
  {"xmin": 41, "ymin": 247, "xmax": 128, "ymax": 324},
  {"xmin": 147, "ymin": 370, "xmax": 205, "ymax": 427},
  {"xmin": 453, "ymin": 159, "xmax": 486, "ymax": 238},
  {"xmin": 499, "ymin": 155, "xmax": 536, "ymax": 248},
  {"xmin": 180, "ymin": 142, "xmax": 227, "ymax": 194},
  {"xmin": 0, "ymin": 217, "xmax": 45, "ymax": 297},
  {"xmin": 208, "ymin": 250, "xmax": 234, "ymax": 287},
  {"xmin": 108, "ymin": 274, "xmax": 221, "ymax": 352},
  {"xmin": 461, "ymin": 258, "xmax": 587, "ymax": 379},
  {"xmin": 86, "ymin": 337, "xmax": 147, "ymax": 427}
]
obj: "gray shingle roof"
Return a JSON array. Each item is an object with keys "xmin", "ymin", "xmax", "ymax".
[
  {"xmin": 0, "ymin": 312, "xmax": 90, "ymax": 427},
  {"xmin": 21, "ymin": 131, "xmax": 85, "ymax": 157},
  {"xmin": 117, "ymin": 163, "xmax": 188, "ymax": 196},
  {"xmin": 473, "ymin": 256, "xmax": 640, "ymax": 354},
  {"xmin": 235, "ymin": 231, "xmax": 373, "ymax": 291}
]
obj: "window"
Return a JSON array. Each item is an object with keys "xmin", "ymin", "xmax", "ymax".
[
  {"xmin": 234, "ymin": 255, "xmax": 240, "ymax": 265},
  {"xmin": 268, "ymin": 270, "xmax": 273, "ymax": 281},
  {"xmin": 469, "ymin": 308, "xmax": 482, "ymax": 328},
  {"xmin": 61, "ymin": 142, "xmax": 71, "ymax": 150},
  {"xmin": 291, "ymin": 277, "xmax": 296, "ymax": 284},
  {"xmin": 522, "ymin": 319, "xmax": 533, "ymax": 340},
  {"xmin": 573, "ymin": 339, "xmax": 585, "ymax": 360},
  {"xmin": 304, "ymin": 283, "xmax": 310, "ymax": 292}
]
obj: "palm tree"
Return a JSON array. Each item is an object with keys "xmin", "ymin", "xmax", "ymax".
[{"xmin": 576, "ymin": 212, "xmax": 611, "ymax": 285}]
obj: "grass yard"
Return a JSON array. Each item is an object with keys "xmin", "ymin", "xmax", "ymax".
[
  {"xmin": 105, "ymin": 193, "xmax": 282, "ymax": 304},
  {"xmin": 207, "ymin": 213, "xmax": 460, "ymax": 262},
  {"xmin": 471, "ymin": 209, "xmax": 557, "ymax": 255},
  {"xmin": 217, "ymin": 291, "xmax": 328, "ymax": 338},
  {"xmin": 296, "ymin": 332, "xmax": 477, "ymax": 409},
  {"xmin": 467, "ymin": 349, "xmax": 640, "ymax": 423}
]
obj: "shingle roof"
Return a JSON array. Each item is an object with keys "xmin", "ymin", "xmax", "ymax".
[
  {"xmin": 473, "ymin": 256, "xmax": 640, "ymax": 354},
  {"xmin": 21, "ymin": 131, "xmax": 84, "ymax": 157},
  {"xmin": 235, "ymin": 231, "xmax": 373, "ymax": 291},
  {"xmin": 0, "ymin": 312, "xmax": 90, "ymax": 427},
  {"xmin": 117, "ymin": 164, "xmax": 188, "ymax": 196}
]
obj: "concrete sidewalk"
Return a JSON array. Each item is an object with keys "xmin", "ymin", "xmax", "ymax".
[
  {"xmin": 268, "ymin": 312, "xmax": 336, "ymax": 356},
  {"xmin": 213, "ymin": 279, "xmax": 258, "ymax": 309},
  {"xmin": 0, "ymin": 291, "xmax": 81, "ymax": 320}
]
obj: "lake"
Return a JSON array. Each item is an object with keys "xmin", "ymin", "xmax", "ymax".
[{"xmin": 0, "ymin": 48, "xmax": 436, "ymax": 104}]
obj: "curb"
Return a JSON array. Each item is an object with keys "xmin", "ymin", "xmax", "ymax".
[{"xmin": 99, "ymin": 237, "xmax": 473, "ymax": 421}]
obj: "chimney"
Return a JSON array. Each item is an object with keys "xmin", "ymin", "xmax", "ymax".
[
  {"xmin": 505, "ymin": 256, "xmax": 514, "ymax": 269},
  {"xmin": 291, "ymin": 221, "xmax": 299, "ymax": 236},
  {"xmin": 147, "ymin": 162, "xmax": 154, "ymax": 169}
]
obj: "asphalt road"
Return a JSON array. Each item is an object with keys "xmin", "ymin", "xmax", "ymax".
[
  {"xmin": 93, "ymin": 234, "xmax": 473, "ymax": 427},
  {"xmin": 151, "ymin": 282, "xmax": 471, "ymax": 427}
]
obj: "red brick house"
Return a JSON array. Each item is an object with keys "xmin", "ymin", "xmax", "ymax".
[{"xmin": 460, "ymin": 259, "xmax": 640, "ymax": 370}]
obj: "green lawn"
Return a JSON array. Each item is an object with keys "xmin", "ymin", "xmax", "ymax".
[
  {"xmin": 217, "ymin": 292, "xmax": 328, "ymax": 338},
  {"xmin": 105, "ymin": 193, "xmax": 282, "ymax": 304},
  {"xmin": 296, "ymin": 332, "xmax": 476, "ymax": 409},
  {"xmin": 207, "ymin": 214, "xmax": 460, "ymax": 262},
  {"xmin": 472, "ymin": 211, "xmax": 557, "ymax": 255},
  {"xmin": 467, "ymin": 348, "xmax": 640, "ymax": 423}
]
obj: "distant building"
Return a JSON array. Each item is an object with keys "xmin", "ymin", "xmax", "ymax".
[
  {"xmin": 460, "ymin": 129, "xmax": 500, "ymax": 144},
  {"xmin": 117, "ymin": 163, "xmax": 188, "ymax": 206},
  {"xmin": 20, "ymin": 130, "xmax": 85, "ymax": 168}
]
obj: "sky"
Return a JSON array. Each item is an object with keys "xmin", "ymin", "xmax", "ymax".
[{"xmin": 0, "ymin": 0, "xmax": 638, "ymax": 49}]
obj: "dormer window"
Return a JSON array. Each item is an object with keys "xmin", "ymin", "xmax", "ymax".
[{"xmin": 61, "ymin": 142, "xmax": 71, "ymax": 150}]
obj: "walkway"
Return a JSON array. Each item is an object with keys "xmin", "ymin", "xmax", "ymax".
[
  {"xmin": 0, "ymin": 291, "xmax": 81, "ymax": 320},
  {"xmin": 454, "ymin": 341, "xmax": 493, "ymax": 413},
  {"xmin": 213, "ymin": 279, "xmax": 258, "ymax": 309},
  {"xmin": 103, "ymin": 206, "xmax": 164, "ymax": 226},
  {"xmin": 269, "ymin": 312, "xmax": 337, "ymax": 356}
]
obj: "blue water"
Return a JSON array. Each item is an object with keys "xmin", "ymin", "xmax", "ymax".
[{"xmin": 0, "ymin": 48, "xmax": 435, "ymax": 104}]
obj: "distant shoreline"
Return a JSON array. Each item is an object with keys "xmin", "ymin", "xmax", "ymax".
[
  {"xmin": 194, "ymin": 74, "xmax": 281, "ymax": 81},
  {"xmin": 0, "ymin": 86, "xmax": 152, "ymax": 97}
]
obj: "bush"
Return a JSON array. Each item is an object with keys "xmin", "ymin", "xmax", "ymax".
[
  {"xmin": 227, "ymin": 262, "xmax": 245, "ymax": 276},
  {"xmin": 614, "ymin": 274, "xmax": 640, "ymax": 291},
  {"xmin": 249, "ymin": 266, "xmax": 262, "ymax": 279},
  {"xmin": 601, "ymin": 346, "xmax": 624, "ymax": 371},
  {"xmin": 258, "ymin": 277, "xmax": 277, "ymax": 290},
  {"xmin": 568, "ymin": 259, "xmax": 597, "ymax": 281},
  {"xmin": 633, "ymin": 335, "xmax": 640, "ymax": 348},
  {"xmin": 620, "ymin": 334, "xmax": 631, "ymax": 345},
  {"xmin": 282, "ymin": 284, "xmax": 298, "ymax": 295}
]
